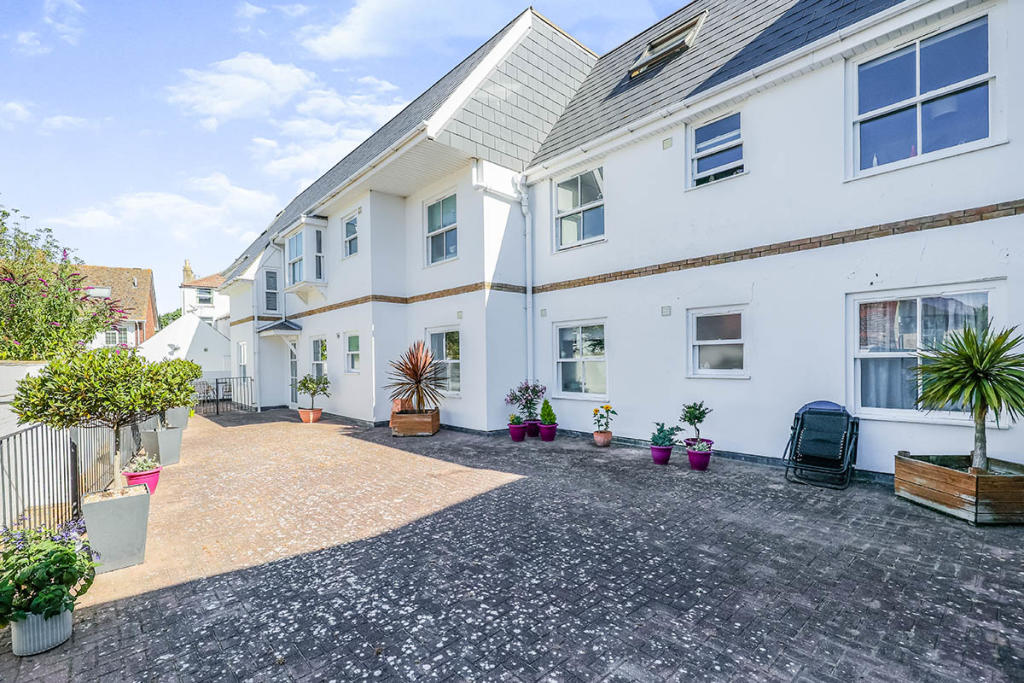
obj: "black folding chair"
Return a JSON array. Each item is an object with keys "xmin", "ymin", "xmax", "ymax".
[{"xmin": 783, "ymin": 401, "xmax": 859, "ymax": 490}]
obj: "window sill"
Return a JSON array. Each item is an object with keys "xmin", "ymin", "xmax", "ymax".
[
  {"xmin": 845, "ymin": 137, "xmax": 1008, "ymax": 183},
  {"xmin": 552, "ymin": 393, "xmax": 609, "ymax": 402},
  {"xmin": 441, "ymin": 391, "xmax": 461, "ymax": 399},
  {"xmin": 856, "ymin": 409, "xmax": 1010, "ymax": 429},
  {"xmin": 685, "ymin": 170, "xmax": 748, "ymax": 192},
  {"xmin": 686, "ymin": 373, "xmax": 750, "ymax": 380},
  {"xmin": 555, "ymin": 236, "xmax": 606, "ymax": 254},
  {"xmin": 425, "ymin": 255, "xmax": 459, "ymax": 269}
]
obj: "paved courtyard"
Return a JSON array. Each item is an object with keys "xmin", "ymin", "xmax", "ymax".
[{"xmin": 2, "ymin": 410, "xmax": 1022, "ymax": 682}]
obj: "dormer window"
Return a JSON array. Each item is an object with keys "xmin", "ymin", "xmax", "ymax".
[{"xmin": 631, "ymin": 11, "xmax": 707, "ymax": 78}]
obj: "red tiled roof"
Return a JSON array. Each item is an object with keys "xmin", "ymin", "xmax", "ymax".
[{"xmin": 181, "ymin": 273, "xmax": 226, "ymax": 289}]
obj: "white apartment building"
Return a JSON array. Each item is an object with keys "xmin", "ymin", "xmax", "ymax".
[{"xmin": 220, "ymin": 0, "xmax": 1024, "ymax": 474}]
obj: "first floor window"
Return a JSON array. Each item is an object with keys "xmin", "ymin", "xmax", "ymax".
[
  {"xmin": 426, "ymin": 194, "xmax": 457, "ymax": 264},
  {"xmin": 264, "ymin": 270, "xmax": 279, "ymax": 311},
  {"xmin": 345, "ymin": 334, "xmax": 360, "ymax": 373},
  {"xmin": 344, "ymin": 216, "xmax": 358, "ymax": 257},
  {"xmin": 197, "ymin": 287, "xmax": 213, "ymax": 305},
  {"xmin": 314, "ymin": 229, "xmax": 325, "ymax": 280},
  {"xmin": 556, "ymin": 323, "xmax": 606, "ymax": 395},
  {"xmin": 287, "ymin": 232, "xmax": 303, "ymax": 285},
  {"xmin": 691, "ymin": 113, "xmax": 743, "ymax": 186},
  {"xmin": 238, "ymin": 341, "xmax": 248, "ymax": 378},
  {"xmin": 690, "ymin": 309, "xmax": 745, "ymax": 375},
  {"xmin": 312, "ymin": 338, "xmax": 327, "ymax": 379},
  {"xmin": 429, "ymin": 330, "xmax": 460, "ymax": 392},
  {"xmin": 854, "ymin": 290, "xmax": 988, "ymax": 411},
  {"xmin": 556, "ymin": 168, "xmax": 604, "ymax": 249}
]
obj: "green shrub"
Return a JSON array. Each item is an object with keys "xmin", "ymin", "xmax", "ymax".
[
  {"xmin": 651, "ymin": 422, "xmax": 681, "ymax": 447},
  {"xmin": 508, "ymin": 413, "xmax": 523, "ymax": 425},
  {"xmin": 297, "ymin": 373, "xmax": 331, "ymax": 410},
  {"xmin": 539, "ymin": 399, "xmax": 557, "ymax": 425},
  {"xmin": 680, "ymin": 401, "xmax": 712, "ymax": 441}
]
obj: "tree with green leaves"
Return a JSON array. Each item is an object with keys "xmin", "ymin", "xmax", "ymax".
[
  {"xmin": 297, "ymin": 373, "xmax": 331, "ymax": 410},
  {"xmin": 146, "ymin": 358, "xmax": 201, "ymax": 427},
  {"xmin": 158, "ymin": 308, "xmax": 182, "ymax": 328},
  {"xmin": 917, "ymin": 325, "xmax": 1024, "ymax": 471}
]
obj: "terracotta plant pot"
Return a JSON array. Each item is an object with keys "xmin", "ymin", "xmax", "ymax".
[
  {"xmin": 593, "ymin": 431, "xmax": 613, "ymax": 447},
  {"xmin": 539, "ymin": 423, "xmax": 558, "ymax": 442},
  {"xmin": 524, "ymin": 420, "xmax": 541, "ymax": 438},
  {"xmin": 298, "ymin": 408, "xmax": 322, "ymax": 423},
  {"xmin": 508, "ymin": 423, "xmax": 527, "ymax": 442},
  {"xmin": 123, "ymin": 466, "xmax": 163, "ymax": 494},
  {"xmin": 651, "ymin": 445, "xmax": 673, "ymax": 465}
]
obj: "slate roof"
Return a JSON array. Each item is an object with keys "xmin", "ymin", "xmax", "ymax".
[
  {"xmin": 181, "ymin": 273, "xmax": 226, "ymax": 289},
  {"xmin": 258, "ymin": 319, "xmax": 302, "ymax": 333},
  {"xmin": 78, "ymin": 265, "xmax": 157, "ymax": 321},
  {"xmin": 532, "ymin": 0, "xmax": 905, "ymax": 166},
  {"xmin": 221, "ymin": 12, "xmax": 525, "ymax": 284}
]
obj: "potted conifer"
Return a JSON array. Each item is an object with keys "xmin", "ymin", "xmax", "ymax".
[
  {"xmin": 539, "ymin": 399, "xmax": 558, "ymax": 441},
  {"xmin": 650, "ymin": 422, "xmax": 681, "ymax": 465},
  {"xmin": 387, "ymin": 341, "xmax": 445, "ymax": 436},
  {"xmin": 297, "ymin": 374, "xmax": 331, "ymax": 423}
]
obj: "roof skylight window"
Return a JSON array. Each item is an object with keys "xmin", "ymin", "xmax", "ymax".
[{"xmin": 631, "ymin": 11, "xmax": 708, "ymax": 78}]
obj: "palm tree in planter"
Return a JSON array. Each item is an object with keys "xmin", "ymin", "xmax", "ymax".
[
  {"xmin": 296, "ymin": 374, "xmax": 331, "ymax": 423},
  {"xmin": 895, "ymin": 324, "xmax": 1024, "ymax": 524},
  {"xmin": 386, "ymin": 340, "xmax": 446, "ymax": 436}
]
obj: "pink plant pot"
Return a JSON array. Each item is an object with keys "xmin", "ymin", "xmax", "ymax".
[
  {"xmin": 524, "ymin": 420, "xmax": 541, "ymax": 438},
  {"xmin": 123, "ymin": 467, "xmax": 162, "ymax": 494},
  {"xmin": 539, "ymin": 423, "xmax": 558, "ymax": 442},
  {"xmin": 593, "ymin": 431, "xmax": 613, "ymax": 447},
  {"xmin": 651, "ymin": 446, "xmax": 673, "ymax": 465},
  {"xmin": 508, "ymin": 424, "xmax": 527, "ymax": 442}
]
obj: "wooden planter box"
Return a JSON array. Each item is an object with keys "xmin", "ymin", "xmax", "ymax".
[
  {"xmin": 894, "ymin": 452, "xmax": 1024, "ymax": 525},
  {"xmin": 390, "ymin": 408, "xmax": 440, "ymax": 437}
]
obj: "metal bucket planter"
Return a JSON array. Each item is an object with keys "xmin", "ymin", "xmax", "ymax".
[
  {"xmin": 141, "ymin": 427, "xmax": 183, "ymax": 466},
  {"xmin": 166, "ymin": 406, "xmax": 190, "ymax": 429},
  {"xmin": 11, "ymin": 610, "xmax": 73, "ymax": 656},
  {"xmin": 82, "ymin": 485, "xmax": 150, "ymax": 574}
]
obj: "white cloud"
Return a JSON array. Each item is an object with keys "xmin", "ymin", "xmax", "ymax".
[
  {"xmin": 236, "ymin": 2, "xmax": 267, "ymax": 19},
  {"xmin": 275, "ymin": 4, "xmax": 309, "ymax": 18},
  {"xmin": 294, "ymin": 88, "xmax": 404, "ymax": 124},
  {"xmin": 166, "ymin": 52, "xmax": 316, "ymax": 130},
  {"xmin": 0, "ymin": 101, "xmax": 32, "ymax": 129},
  {"xmin": 40, "ymin": 114, "xmax": 90, "ymax": 132},
  {"xmin": 356, "ymin": 75, "xmax": 398, "ymax": 92},
  {"xmin": 43, "ymin": 0, "xmax": 85, "ymax": 46},
  {"xmin": 14, "ymin": 31, "xmax": 51, "ymax": 56}
]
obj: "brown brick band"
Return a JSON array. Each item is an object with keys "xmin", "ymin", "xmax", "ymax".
[
  {"xmin": 229, "ymin": 315, "xmax": 279, "ymax": 327},
  {"xmin": 286, "ymin": 281, "xmax": 527, "ymax": 321},
  {"xmin": 533, "ymin": 199, "xmax": 1024, "ymax": 294}
]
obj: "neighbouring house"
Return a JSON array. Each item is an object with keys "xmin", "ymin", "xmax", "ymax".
[
  {"xmin": 138, "ymin": 312, "xmax": 231, "ymax": 380},
  {"xmin": 180, "ymin": 260, "xmax": 230, "ymax": 335},
  {"xmin": 219, "ymin": 0, "xmax": 1023, "ymax": 475},
  {"xmin": 79, "ymin": 265, "xmax": 159, "ymax": 348}
]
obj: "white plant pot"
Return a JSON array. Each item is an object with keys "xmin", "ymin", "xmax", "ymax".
[{"xmin": 11, "ymin": 610, "xmax": 73, "ymax": 656}]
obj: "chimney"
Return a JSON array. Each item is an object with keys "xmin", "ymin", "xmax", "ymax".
[{"xmin": 182, "ymin": 259, "xmax": 195, "ymax": 284}]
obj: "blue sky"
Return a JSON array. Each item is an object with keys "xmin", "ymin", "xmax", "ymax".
[{"xmin": 0, "ymin": 0, "xmax": 682, "ymax": 312}]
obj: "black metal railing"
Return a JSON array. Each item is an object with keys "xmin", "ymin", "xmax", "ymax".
[
  {"xmin": 193, "ymin": 377, "xmax": 256, "ymax": 416},
  {"xmin": 0, "ymin": 424, "xmax": 78, "ymax": 530}
]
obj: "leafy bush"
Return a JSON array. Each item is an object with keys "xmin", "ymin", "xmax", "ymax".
[
  {"xmin": 651, "ymin": 422, "xmax": 681, "ymax": 447},
  {"xmin": 505, "ymin": 380, "xmax": 546, "ymax": 421},
  {"xmin": 0, "ymin": 519, "xmax": 96, "ymax": 627},
  {"xmin": 124, "ymin": 455, "xmax": 160, "ymax": 473},
  {"xmin": 146, "ymin": 359, "xmax": 201, "ymax": 426},
  {"xmin": 592, "ymin": 404, "xmax": 617, "ymax": 432},
  {"xmin": 508, "ymin": 413, "xmax": 523, "ymax": 425},
  {"xmin": 680, "ymin": 401, "xmax": 712, "ymax": 441},
  {"xmin": 385, "ymin": 341, "xmax": 445, "ymax": 412},
  {"xmin": 296, "ymin": 373, "xmax": 331, "ymax": 410},
  {"xmin": 540, "ymin": 399, "xmax": 557, "ymax": 425}
]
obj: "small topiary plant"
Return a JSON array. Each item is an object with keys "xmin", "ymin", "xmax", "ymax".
[
  {"xmin": 651, "ymin": 422, "xmax": 681, "ymax": 447},
  {"xmin": 680, "ymin": 401, "xmax": 712, "ymax": 441},
  {"xmin": 540, "ymin": 399, "xmax": 557, "ymax": 425},
  {"xmin": 296, "ymin": 374, "xmax": 331, "ymax": 410}
]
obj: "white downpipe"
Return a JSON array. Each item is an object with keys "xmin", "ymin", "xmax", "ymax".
[
  {"xmin": 250, "ymin": 280, "xmax": 262, "ymax": 411},
  {"xmin": 516, "ymin": 174, "xmax": 534, "ymax": 381}
]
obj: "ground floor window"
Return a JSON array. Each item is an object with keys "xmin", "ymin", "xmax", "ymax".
[
  {"xmin": 289, "ymin": 346, "xmax": 298, "ymax": 404},
  {"xmin": 238, "ymin": 341, "xmax": 248, "ymax": 378},
  {"xmin": 556, "ymin": 322, "xmax": 606, "ymax": 395},
  {"xmin": 105, "ymin": 325, "xmax": 129, "ymax": 347},
  {"xmin": 689, "ymin": 308, "xmax": 745, "ymax": 376},
  {"xmin": 429, "ymin": 329, "xmax": 460, "ymax": 392},
  {"xmin": 312, "ymin": 338, "xmax": 327, "ymax": 379},
  {"xmin": 345, "ymin": 334, "xmax": 360, "ymax": 373}
]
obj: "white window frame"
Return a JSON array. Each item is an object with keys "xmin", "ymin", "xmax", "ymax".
[
  {"xmin": 553, "ymin": 319, "xmax": 608, "ymax": 400},
  {"xmin": 313, "ymin": 228, "xmax": 325, "ymax": 281},
  {"xmin": 344, "ymin": 333, "xmax": 360, "ymax": 374},
  {"xmin": 687, "ymin": 306, "xmax": 748, "ymax": 379},
  {"xmin": 263, "ymin": 268, "xmax": 280, "ymax": 313},
  {"xmin": 343, "ymin": 214, "xmax": 358, "ymax": 258},
  {"xmin": 311, "ymin": 337, "xmax": 327, "ymax": 380},
  {"xmin": 90, "ymin": 286, "xmax": 112, "ymax": 298},
  {"xmin": 424, "ymin": 190, "xmax": 457, "ymax": 266},
  {"xmin": 426, "ymin": 326, "xmax": 461, "ymax": 395},
  {"xmin": 196, "ymin": 287, "xmax": 213, "ymax": 305},
  {"xmin": 845, "ymin": 7, "xmax": 1006, "ymax": 181},
  {"xmin": 238, "ymin": 341, "xmax": 248, "ymax": 378},
  {"xmin": 553, "ymin": 167, "xmax": 606, "ymax": 251},
  {"xmin": 845, "ymin": 279, "xmax": 1006, "ymax": 426},
  {"xmin": 286, "ymin": 231, "xmax": 304, "ymax": 286},
  {"xmin": 688, "ymin": 112, "xmax": 745, "ymax": 188}
]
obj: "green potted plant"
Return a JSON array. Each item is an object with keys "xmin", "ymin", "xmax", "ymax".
[
  {"xmin": 140, "ymin": 359, "xmax": 200, "ymax": 465},
  {"xmin": 895, "ymin": 324, "xmax": 1024, "ymax": 524},
  {"xmin": 1, "ymin": 519, "xmax": 96, "ymax": 656},
  {"xmin": 508, "ymin": 413, "xmax": 526, "ymax": 442},
  {"xmin": 592, "ymin": 404, "xmax": 617, "ymax": 447},
  {"xmin": 296, "ymin": 373, "xmax": 331, "ymax": 423},
  {"xmin": 539, "ymin": 399, "xmax": 558, "ymax": 442},
  {"xmin": 13, "ymin": 348, "xmax": 156, "ymax": 572},
  {"xmin": 681, "ymin": 401, "xmax": 714, "ymax": 470},
  {"xmin": 505, "ymin": 381, "xmax": 546, "ymax": 437},
  {"xmin": 386, "ymin": 341, "xmax": 445, "ymax": 436},
  {"xmin": 650, "ymin": 422, "xmax": 681, "ymax": 465},
  {"xmin": 122, "ymin": 454, "xmax": 162, "ymax": 494},
  {"xmin": 162, "ymin": 359, "xmax": 201, "ymax": 429}
]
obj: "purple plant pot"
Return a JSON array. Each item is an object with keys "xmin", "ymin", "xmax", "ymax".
[
  {"xmin": 539, "ymin": 423, "xmax": 557, "ymax": 442},
  {"xmin": 686, "ymin": 448, "xmax": 712, "ymax": 471},
  {"xmin": 684, "ymin": 438, "xmax": 714, "ymax": 448},
  {"xmin": 508, "ymin": 424, "xmax": 527, "ymax": 442},
  {"xmin": 524, "ymin": 420, "xmax": 541, "ymax": 438},
  {"xmin": 651, "ymin": 445, "xmax": 672, "ymax": 465}
]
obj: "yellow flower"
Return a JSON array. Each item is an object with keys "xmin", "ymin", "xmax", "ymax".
[
  {"xmin": 593, "ymin": 408, "xmax": 599, "ymax": 415},
  {"xmin": 602, "ymin": 404, "xmax": 611, "ymax": 411}
]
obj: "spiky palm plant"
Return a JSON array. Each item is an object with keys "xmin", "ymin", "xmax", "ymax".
[
  {"xmin": 916, "ymin": 324, "xmax": 1024, "ymax": 471},
  {"xmin": 386, "ymin": 340, "xmax": 446, "ymax": 412}
]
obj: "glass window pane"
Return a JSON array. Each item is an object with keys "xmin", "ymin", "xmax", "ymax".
[
  {"xmin": 265, "ymin": 292, "xmax": 277, "ymax": 310},
  {"xmin": 348, "ymin": 335, "xmax": 359, "ymax": 352},
  {"xmin": 696, "ymin": 313, "xmax": 741, "ymax": 341},
  {"xmin": 557, "ymin": 176, "xmax": 579, "ymax": 213},
  {"xmin": 695, "ymin": 113, "xmax": 741, "ymax": 153},
  {"xmin": 580, "ymin": 169, "xmax": 603, "ymax": 205},
  {"xmin": 859, "ymin": 300, "xmax": 917, "ymax": 351},
  {"xmin": 858, "ymin": 45, "xmax": 916, "ymax": 114},
  {"xmin": 430, "ymin": 233, "xmax": 444, "ymax": 263},
  {"xmin": 582, "ymin": 206, "xmax": 604, "ymax": 240},
  {"xmin": 584, "ymin": 361, "xmax": 607, "ymax": 395},
  {"xmin": 697, "ymin": 344, "xmax": 743, "ymax": 370},
  {"xmin": 922, "ymin": 84, "xmax": 988, "ymax": 154},
  {"xmin": 861, "ymin": 357, "xmax": 918, "ymax": 409},
  {"xmin": 448, "ymin": 363, "xmax": 461, "ymax": 392},
  {"xmin": 445, "ymin": 331, "xmax": 460, "ymax": 360},
  {"xmin": 558, "ymin": 327, "xmax": 579, "ymax": 359},
  {"xmin": 581, "ymin": 325, "xmax": 605, "ymax": 357},
  {"xmin": 265, "ymin": 271, "xmax": 277, "ymax": 290},
  {"xmin": 921, "ymin": 292, "xmax": 988, "ymax": 348},
  {"xmin": 315, "ymin": 230, "xmax": 322, "ymax": 253},
  {"xmin": 349, "ymin": 354, "xmax": 360, "ymax": 372},
  {"xmin": 347, "ymin": 237, "xmax": 358, "ymax": 255},
  {"xmin": 445, "ymin": 229, "xmax": 457, "ymax": 258},
  {"xmin": 859, "ymin": 106, "xmax": 917, "ymax": 170},
  {"xmin": 427, "ymin": 201, "xmax": 442, "ymax": 233},
  {"xmin": 696, "ymin": 144, "xmax": 742, "ymax": 175},
  {"xmin": 441, "ymin": 195, "xmax": 457, "ymax": 227},
  {"xmin": 559, "ymin": 213, "xmax": 581, "ymax": 246},
  {"xmin": 430, "ymin": 332, "xmax": 445, "ymax": 360},
  {"xmin": 345, "ymin": 218, "xmax": 357, "ymax": 237},
  {"xmin": 560, "ymin": 361, "xmax": 583, "ymax": 393},
  {"xmin": 921, "ymin": 17, "xmax": 987, "ymax": 94}
]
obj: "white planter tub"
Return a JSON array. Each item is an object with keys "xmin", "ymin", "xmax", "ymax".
[{"xmin": 11, "ymin": 610, "xmax": 72, "ymax": 656}]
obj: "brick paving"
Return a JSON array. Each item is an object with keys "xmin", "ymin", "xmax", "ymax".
[{"xmin": 2, "ymin": 410, "xmax": 1022, "ymax": 682}]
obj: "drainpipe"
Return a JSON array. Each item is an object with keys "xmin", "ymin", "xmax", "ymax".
[
  {"xmin": 250, "ymin": 278, "xmax": 262, "ymax": 411},
  {"xmin": 516, "ymin": 174, "xmax": 534, "ymax": 381}
]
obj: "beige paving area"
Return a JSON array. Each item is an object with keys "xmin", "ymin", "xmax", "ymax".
[{"xmin": 80, "ymin": 410, "xmax": 520, "ymax": 607}]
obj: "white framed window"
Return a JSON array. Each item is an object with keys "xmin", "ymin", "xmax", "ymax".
[
  {"xmin": 238, "ymin": 341, "xmax": 248, "ymax": 378},
  {"xmin": 263, "ymin": 269, "xmax": 279, "ymax": 312},
  {"xmin": 90, "ymin": 286, "xmax": 112, "ymax": 298},
  {"xmin": 311, "ymin": 337, "xmax": 327, "ymax": 379},
  {"xmin": 849, "ymin": 283, "xmax": 998, "ymax": 423},
  {"xmin": 345, "ymin": 334, "xmax": 360, "ymax": 373},
  {"xmin": 691, "ymin": 113, "xmax": 743, "ymax": 187},
  {"xmin": 428, "ymin": 328, "xmax": 460, "ymax": 393},
  {"xmin": 287, "ymin": 232, "xmax": 303, "ymax": 285},
  {"xmin": 313, "ymin": 228, "xmax": 325, "ymax": 280},
  {"xmin": 343, "ymin": 215, "xmax": 358, "ymax": 257},
  {"xmin": 555, "ymin": 321, "xmax": 606, "ymax": 397},
  {"xmin": 196, "ymin": 287, "xmax": 213, "ymax": 305},
  {"xmin": 852, "ymin": 15, "xmax": 992, "ymax": 174},
  {"xmin": 555, "ymin": 168, "xmax": 604, "ymax": 250},
  {"xmin": 426, "ymin": 193, "xmax": 457, "ymax": 265},
  {"xmin": 688, "ymin": 308, "xmax": 746, "ymax": 377}
]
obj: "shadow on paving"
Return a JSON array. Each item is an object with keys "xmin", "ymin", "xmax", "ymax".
[{"xmin": 2, "ymin": 426, "xmax": 1021, "ymax": 682}]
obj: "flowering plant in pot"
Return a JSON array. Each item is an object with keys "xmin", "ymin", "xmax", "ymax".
[
  {"xmin": 650, "ymin": 422, "xmax": 682, "ymax": 465},
  {"xmin": 681, "ymin": 401, "xmax": 714, "ymax": 470},
  {"xmin": 296, "ymin": 373, "xmax": 331, "ymax": 423},
  {"xmin": 592, "ymin": 404, "xmax": 617, "ymax": 447},
  {"xmin": 507, "ymin": 413, "xmax": 526, "ymax": 442},
  {"xmin": 123, "ymin": 454, "xmax": 162, "ymax": 494},
  {"xmin": 538, "ymin": 399, "xmax": 558, "ymax": 442},
  {"xmin": 505, "ymin": 380, "xmax": 546, "ymax": 437},
  {"xmin": 1, "ymin": 519, "xmax": 96, "ymax": 656}
]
